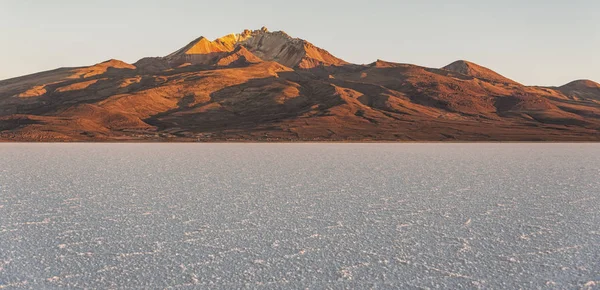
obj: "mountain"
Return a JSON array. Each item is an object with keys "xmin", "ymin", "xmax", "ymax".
[
  {"xmin": 159, "ymin": 27, "xmax": 347, "ymax": 69},
  {"xmin": 557, "ymin": 80, "xmax": 600, "ymax": 101},
  {"xmin": 442, "ymin": 60, "xmax": 519, "ymax": 85},
  {"xmin": 1, "ymin": 27, "xmax": 599, "ymax": 141}
]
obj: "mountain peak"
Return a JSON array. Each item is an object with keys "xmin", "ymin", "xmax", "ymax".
[
  {"xmin": 68, "ymin": 59, "xmax": 135, "ymax": 79},
  {"xmin": 370, "ymin": 59, "xmax": 405, "ymax": 68},
  {"xmin": 562, "ymin": 79, "xmax": 600, "ymax": 89},
  {"xmin": 97, "ymin": 59, "xmax": 136, "ymax": 69},
  {"xmin": 558, "ymin": 79, "xmax": 600, "ymax": 100},
  {"xmin": 442, "ymin": 60, "xmax": 518, "ymax": 85},
  {"xmin": 168, "ymin": 36, "xmax": 229, "ymax": 57},
  {"xmin": 164, "ymin": 28, "xmax": 346, "ymax": 69}
]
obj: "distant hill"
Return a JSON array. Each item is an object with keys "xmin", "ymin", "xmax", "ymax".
[
  {"xmin": 442, "ymin": 60, "xmax": 519, "ymax": 85},
  {"xmin": 557, "ymin": 79, "xmax": 600, "ymax": 101}
]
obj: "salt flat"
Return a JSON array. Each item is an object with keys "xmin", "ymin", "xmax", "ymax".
[{"xmin": 0, "ymin": 144, "xmax": 599, "ymax": 289}]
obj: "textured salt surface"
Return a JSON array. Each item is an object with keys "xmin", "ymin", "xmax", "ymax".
[{"xmin": 0, "ymin": 143, "xmax": 599, "ymax": 289}]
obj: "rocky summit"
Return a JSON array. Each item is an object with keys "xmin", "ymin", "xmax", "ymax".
[{"xmin": 1, "ymin": 28, "xmax": 599, "ymax": 141}]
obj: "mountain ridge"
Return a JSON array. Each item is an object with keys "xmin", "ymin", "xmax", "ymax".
[
  {"xmin": 161, "ymin": 27, "xmax": 347, "ymax": 70},
  {"xmin": 0, "ymin": 27, "xmax": 599, "ymax": 141}
]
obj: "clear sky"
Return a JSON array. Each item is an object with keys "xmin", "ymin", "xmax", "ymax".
[{"xmin": 0, "ymin": 0, "xmax": 597, "ymax": 85}]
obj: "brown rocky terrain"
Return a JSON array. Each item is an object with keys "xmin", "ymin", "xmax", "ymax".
[{"xmin": 1, "ymin": 27, "xmax": 599, "ymax": 141}]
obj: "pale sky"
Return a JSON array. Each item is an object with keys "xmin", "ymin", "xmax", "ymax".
[{"xmin": 0, "ymin": 0, "xmax": 597, "ymax": 86}]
